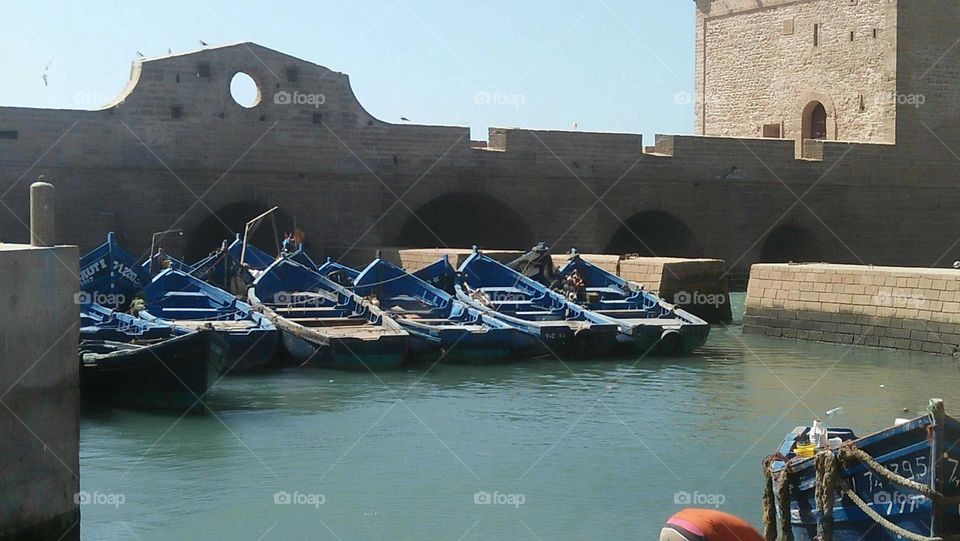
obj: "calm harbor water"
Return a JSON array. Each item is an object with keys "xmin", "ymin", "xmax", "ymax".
[{"xmin": 80, "ymin": 294, "xmax": 960, "ymax": 540}]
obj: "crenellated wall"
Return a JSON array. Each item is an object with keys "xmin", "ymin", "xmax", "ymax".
[{"xmin": 1, "ymin": 41, "xmax": 959, "ymax": 282}]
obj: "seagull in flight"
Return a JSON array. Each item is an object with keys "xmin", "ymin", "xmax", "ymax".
[
  {"xmin": 400, "ymin": 116, "xmax": 410, "ymax": 122},
  {"xmin": 199, "ymin": 40, "xmax": 209, "ymax": 47},
  {"xmin": 41, "ymin": 59, "xmax": 52, "ymax": 87},
  {"xmin": 136, "ymin": 51, "xmax": 145, "ymax": 58}
]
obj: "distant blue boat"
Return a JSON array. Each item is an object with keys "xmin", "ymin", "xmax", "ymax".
[
  {"xmin": 454, "ymin": 250, "xmax": 619, "ymax": 356},
  {"xmin": 557, "ymin": 252, "xmax": 710, "ymax": 355},
  {"xmin": 249, "ymin": 257, "xmax": 409, "ymax": 370},
  {"xmin": 79, "ymin": 232, "xmax": 150, "ymax": 308},
  {"xmin": 79, "ymin": 303, "xmax": 227, "ymax": 412},
  {"xmin": 352, "ymin": 258, "xmax": 537, "ymax": 363},
  {"xmin": 190, "ymin": 236, "xmax": 318, "ymax": 291},
  {"xmin": 766, "ymin": 400, "xmax": 960, "ymax": 541},
  {"xmin": 140, "ymin": 269, "xmax": 278, "ymax": 372}
]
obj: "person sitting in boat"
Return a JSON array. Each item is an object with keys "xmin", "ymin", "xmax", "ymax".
[
  {"xmin": 660, "ymin": 508, "xmax": 763, "ymax": 541},
  {"xmin": 563, "ymin": 269, "xmax": 586, "ymax": 303},
  {"xmin": 281, "ymin": 233, "xmax": 297, "ymax": 256}
]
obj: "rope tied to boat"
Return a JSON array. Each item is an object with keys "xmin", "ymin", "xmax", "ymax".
[
  {"xmin": 761, "ymin": 454, "xmax": 794, "ymax": 541},
  {"xmin": 814, "ymin": 450, "xmax": 839, "ymax": 541},
  {"xmin": 761, "ymin": 455, "xmax": 779, "ymax": 541},
  {"xmin": 838, "ymin": 444, "xmax": 960, "ymax": 506},
  {"xmin": 842, "ymin": 488, "xmax": 948, "ymax": 541}
]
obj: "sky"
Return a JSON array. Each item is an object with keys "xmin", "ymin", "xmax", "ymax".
[{"xmin": 0, "ymin": 0, "xmax": 696, "ymax": 142}]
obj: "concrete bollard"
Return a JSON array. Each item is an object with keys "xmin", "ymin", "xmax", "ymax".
[{"xmin": 30, "ymin": 179, "xmax": 55, "ymax": 247}]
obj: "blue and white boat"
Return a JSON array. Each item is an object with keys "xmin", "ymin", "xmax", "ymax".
[
  {"xmin": 249, "ymin": 258, "xmax": 409, "ymax": 370},
  {"xmin": 190, "ymin": 236, "xmax": 318, "ymax": 291},
  {"xmin": 79, "ymin": 232, "xmax": 150, "ymax": 309},
  {"xmin": 765, "ymin": 399, "xmax": 960, "ymax": 541},
  {"xmin": 454, "ymin": 249, "xmax": 619, "ymax": 357},
  {"xmin": 352, "ymin": 258, "xmax": 537, "ymax": 363},
  {"xmin": 557, "ymin": 251, "xmax": 710, "ymax": 355},
  {"xmin": 79, "ymin": 303, "xmax": 227, "ymax": 412},
  {"xmin": 140, "ymin": 269, "xmax": 278, "ymax": 372}
]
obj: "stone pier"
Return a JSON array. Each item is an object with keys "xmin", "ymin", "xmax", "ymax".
[
  {"xmin": 0, "ymin": 243, "xmax": 80, "ymax": 540},
  {"xmin": 744, "ymin": 263, "xmax": 960, "ymax": 355}
]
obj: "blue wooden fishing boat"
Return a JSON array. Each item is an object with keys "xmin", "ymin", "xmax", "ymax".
[
  {"xmin": 140, "ymin": 269, "xmax": 279, "ymax": 372},
  {"xmin": 249, "ymin": 258, "xmax": 408, "ymax": 370},
  {"xmin": 454, "ymin": 249, "xmax": 619, "ymax": 356},
  {"xmin": 316, "ymin": 257, "xmax": 360, "ymax": 287},
  {"xmin": 190, "ymin": 236, "xmax": 318, "ymax": 292},
  {"xmin": 140, "ymin": 249, "xmax": 195, "ymax": 278},
  {"xmin": 351, "ymin": 258, "xmax": 537, "ymax": 363},
  {"xmin": 80, "ymin": 330, "xmax": 227, "ymax": 413},
  {"xmin": 79, "ymin": 303, "xmax": 227, "ymax": 412},
  {"xmin": 81, "ymin": 302, "xmax": 186, "ymax": 342},
  {"xmin": 557, "ymin": 251, "xmax": 710, "ymax": 355},
  {"xmin": 764, "ymin": 399, "xmax": 960, "ymax": 541},
  {"xmin": 79, "ymin": 232, "xmax": 150, "ymax": 308}
]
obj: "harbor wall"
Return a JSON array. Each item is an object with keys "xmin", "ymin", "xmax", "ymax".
[
  {"xmin": 743, "ymin": 263, "xmax": 960, "ymax": 355},
  {"xmin": 2, "ymin": 43, "xmax": 960, "ymax": 282},
  {"xmin": 396, "ymin": 249, "xmax": 732, "ymax": 323},
  {"xmin": 0, "ymin": 244, "xmax": 80, "ymax": 540}
]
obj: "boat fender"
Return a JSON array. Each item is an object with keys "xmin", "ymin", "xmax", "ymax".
[{"xmin": 657, "ymin": 329, "xmax": 683, "ymax": 356}]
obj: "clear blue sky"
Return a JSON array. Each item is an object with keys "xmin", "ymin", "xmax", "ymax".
[{"xmin": 0, "ymin": 0, "xmax": 696, "ymax": 142}]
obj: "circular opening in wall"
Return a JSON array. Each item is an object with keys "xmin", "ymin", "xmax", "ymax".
[{"xmin": 230, "ymin": 72, "xmax": 260, "ymax": 108}]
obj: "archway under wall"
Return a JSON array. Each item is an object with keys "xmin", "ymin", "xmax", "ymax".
[
  {"xmin": 605, "ymin": 210, "xmax": 701, "ymax": 257},
  {"xmin": 758, "ymin": 223, "xmax": 824, "ymax": 263},
  {"xmin": 393, "ymin": 193, "xmax": 535, "ymax": 250},
  {"xmin": 185, "ymin": 201, "xmax": 295, "ymax": 261}
]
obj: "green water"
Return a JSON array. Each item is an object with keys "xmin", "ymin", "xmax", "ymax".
[{"xmin": 80, "ymin": 294, "xmax": 960, "ymax": 540}]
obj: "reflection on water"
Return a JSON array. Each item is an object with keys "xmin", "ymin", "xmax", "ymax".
[{"xmin": 80, "ymin": 294, "xmax": 960, "ymax": 540}]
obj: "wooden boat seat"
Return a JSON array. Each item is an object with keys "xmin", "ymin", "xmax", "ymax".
[{"xmin": 288, "ymin": 317, "xmax": 364, "ymax": 327}]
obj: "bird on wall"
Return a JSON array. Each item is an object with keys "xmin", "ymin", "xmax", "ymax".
[
  {"xmin": 167, "ymin": 48, "xmax": 173, "ymax": 54},
  {"xmin": 400, "ymin": 117, "xmax": 410, "ymax": 122},
  {"xmin": 41, "ymin": 59, "xmax": 51, "ymax": 87}
]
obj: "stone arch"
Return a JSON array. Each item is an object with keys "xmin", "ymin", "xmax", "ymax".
[
  {"xmin": 393, "ymin": 193, "xmax": 535, "ymax": 249},
  {"xmin": 758, "ymin": 223, "xmax": 823, "ymax": 263},
  {"xmin": 798, "ymin": 92, "xmax": 837, "ymax": 141},
  {"xmin": 605, "ymin": 210, "xmax": 701, "ymax": 257},
  {"xmin": 184, "ymin": 201, "xmax": 296, "ymax": 261}
]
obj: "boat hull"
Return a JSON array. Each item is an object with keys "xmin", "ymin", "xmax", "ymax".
[
  {"xmin": 615, "ymin": 324, "xmax": 711, "ymax": 356},
  {"xmin": 771, "ymin": 408, "xmax": 960, "ymax": 541},
  {"xmin": 404, "ymin": 325, "xmax": 515, "ymax": 364},
  {"xmin": 280, "ymin": 328, "xmax": 407, "ymax": 371},
  {"xmin": 79, "ymin": 330, "xmax": 227, "ymax": 413}
]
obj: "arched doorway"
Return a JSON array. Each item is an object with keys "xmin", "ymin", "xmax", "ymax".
[
  {"xmin": 185, "ymin": 202, "xmax": 296, "ymax": 261},
  {"xmin": 605, "ymin": 211, "xmax": 700, "ymax": 257},
  {"xmin": 758, "ymin": 224, "xmax": 822, "ymax": 263},
  {"xmin": 803, "ymin": 101, "xmax": 828, "ymax": 140},
  {"xmin": 394, "ymin": 193, "xmax": 534, "ymax": 249}
]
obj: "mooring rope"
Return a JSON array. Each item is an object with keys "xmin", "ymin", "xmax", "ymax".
[
  {"xmin": 775, "ymin": 462, "xmax": 794, "ymax": 541},
  {"xmin": 761, "ymin": 455, "xmax": 779, "ymax": 541},
  {"xmin": 814, "ymin": 450, "xmax": 839, "ymax": 541},
  {"xmin": 842, "ymin": 488, "xmax": 945, "ymax": 541},
  {"xmin": 839, "ymin": 444, "xmax": 960, "ymax": 506}
]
